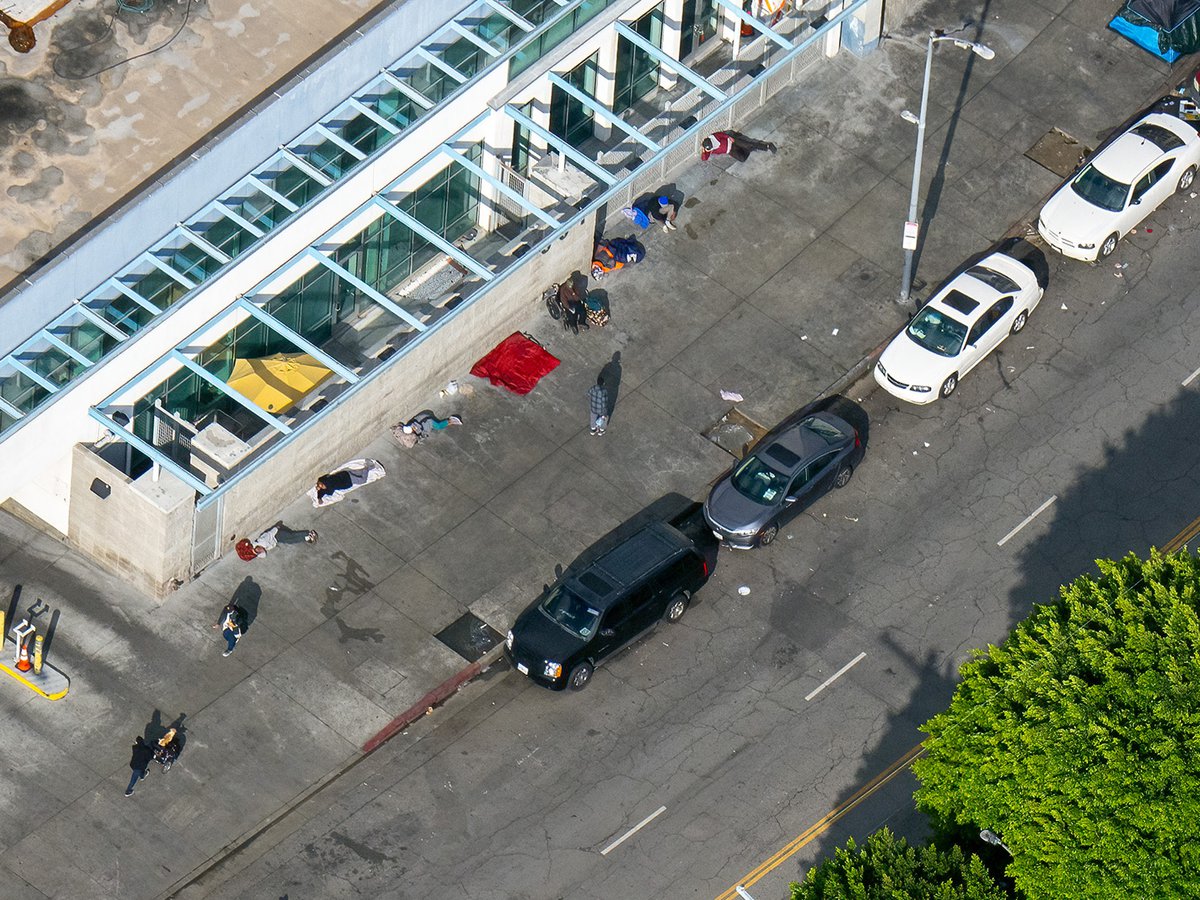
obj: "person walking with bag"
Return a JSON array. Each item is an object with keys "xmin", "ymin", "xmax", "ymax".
[{"xmin": 213, "ymin": 601, "xmax": 246, "ymax": 657}]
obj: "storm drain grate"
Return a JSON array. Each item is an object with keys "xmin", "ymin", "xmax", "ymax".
[
  {"xmin": 435, "ymin": 611, "xmax": 504, "ymax": 662},
  {"xmin": 703, "ymin": 407, "xmax": 769, "ymax": 459},
  {"xmin": 1025, "ymin": 128, "xmax": 1092, "ymax": 178}
]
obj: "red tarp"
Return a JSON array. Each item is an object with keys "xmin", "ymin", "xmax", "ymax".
[{"xmin": 470, "ymin": 332, "xmax": 560, "ymax": 395}]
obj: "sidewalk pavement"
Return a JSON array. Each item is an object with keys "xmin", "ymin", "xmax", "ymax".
[{"xmin": 0, "ymin": 1, "xmax": 1191, "ymax": 896}]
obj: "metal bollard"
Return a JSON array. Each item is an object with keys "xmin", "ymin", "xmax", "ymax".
[{"xmin": 33, "ymin": 634, "xmax": 44, "ymax": 675}]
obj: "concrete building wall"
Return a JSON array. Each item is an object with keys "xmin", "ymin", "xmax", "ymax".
[{"xmin": 66, "ymin": 444, "xmax": 194, "ymax": 598}]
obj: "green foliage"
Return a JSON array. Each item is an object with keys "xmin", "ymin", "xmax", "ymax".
[
  {"xmin": 789, "ymin": 828, "xmax": 1007, "ymax": 900},
  {"xmin": 914, "ymin": 549, "xmax": 1200, "ymax": 899}
]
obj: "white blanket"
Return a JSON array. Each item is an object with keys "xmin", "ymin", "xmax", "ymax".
[{"xmin": 308, "ymin": 458, "xmax": 387, "ymax": 508}]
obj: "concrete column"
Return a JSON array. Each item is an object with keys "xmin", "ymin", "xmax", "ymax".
[
  {"xmin": 823, "ymin": 0, "xmax": 845, "ymax": 57},
  {"xmin": 842, "ymin": 0, "xmax": 883, "ymax": 57},
  {"xmin": 660, "ymin": 0, "xmax": 685, "ymax": 90},
  {"xmin": 593, "ymin": 29, "xmax": 620, "ymax": 140}
]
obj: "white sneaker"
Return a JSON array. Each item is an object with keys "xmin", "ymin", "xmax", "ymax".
[{"xmin": 222, "ymin": 649, "xmax": 233, "ymax": 657}]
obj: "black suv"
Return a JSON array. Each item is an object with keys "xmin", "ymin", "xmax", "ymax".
[{"xmin": 506, "ymin": 506, "xmax": 717, "ymax": 691}]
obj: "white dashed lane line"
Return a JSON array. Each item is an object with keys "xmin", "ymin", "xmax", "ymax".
[
  {"xmin": 997, "ymin": 495, "xmax": 1057, "ymax": 547},
  {"xmin": 601, "ymin": 805, "xmax": 667, "ymax": 856},
  {"xmin": 1183, "ymin": 365, "xmax": 1200, "ymax": 387},
  {"xmin": 805, "ymin": 652, "xmax": 867, "ymax": 702}
]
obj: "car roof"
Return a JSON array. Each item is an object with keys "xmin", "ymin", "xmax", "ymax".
[
  {"xmin": 925, "ymin": 253, "xmax": 1032, "ymax": 324},
  {"xmin": 1093, "ymin": 112, "xmax": 1194, "ymax": 179},
  {"xmin": 569, "ymin": 523, "xmax": 690, "ymax": 609},
  {"xmin": 761, "ymin": 412, "xmax": 852, "ymax": 469}
]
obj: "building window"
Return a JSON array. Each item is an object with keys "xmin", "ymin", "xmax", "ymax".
[
  {"xmin": 509, "ymin": 0, "xmax": 616, "ymax": 79},
  {"xmin": 614, "ymin": 3, "xmax": 664, "ymax": 115},
  {"xmin": 550, "ymin": 53, "xmax": 599, "ymax": 148},
  {"xmin": 680, "ymin": 0, "xmax": 719, "ymax": 59}
]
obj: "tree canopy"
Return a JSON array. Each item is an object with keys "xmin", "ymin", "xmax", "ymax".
[
  {"xmin": 913, "ymin": 549, "xmax": 1200, "ymax": 899},
  {"xmin": 789, "ymin": 828, "xmax": 1006, "ymax": 900}
]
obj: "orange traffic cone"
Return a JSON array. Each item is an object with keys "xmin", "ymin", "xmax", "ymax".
[{"xmin": 15, "ymin": 642, "xmax": 31, "ymax": 672}]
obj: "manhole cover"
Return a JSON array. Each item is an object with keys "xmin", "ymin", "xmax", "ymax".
[
  {"xmin": 1025, "ymin": 128, "xmax": 1091, "ymax": 178},
  {"xmin": 703, "ymin": 407, "xmax": 768, "ymax": 458},
  {"xmin": 434, "ymin": 612, "xmax": 504, "ymax": 662}
]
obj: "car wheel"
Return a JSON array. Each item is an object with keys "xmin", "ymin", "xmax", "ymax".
[
  {"xmin": 939, "ymin": 374, "xmax": 958, "ymax": 398},
  {"xmin": 665, "ymin": 590, "xmax": 691, "ymax": 623},
  {"xmin": 834, "ymin": 465, "xmax": 853, "ymax": 488},
  {"xmin": 1010, "ymin": 311, "xmax": 1028, "ymax": 335},
  {"xmin": 1179, "ymin": 165, "xmax": 1196, "ymax": 193},
  {"xmin": 758, "ymin": 524, "xmax": 778, "ymax": 547},
  {"xmin": 1098, "ymin": 233, "xmax": 1119, "ymax": 260},
  {"xmin": 567, "ymin": 662, "xmax": 593, "ymax": 691}
]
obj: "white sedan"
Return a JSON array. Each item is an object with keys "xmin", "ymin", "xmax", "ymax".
[
  {"xmin": 1037, "ymin": 111, "xmax": 1200, "ymax": 261},
  {"xmin": 874, "ymin": 251, "xmax": 1045, "ymax": 404}
]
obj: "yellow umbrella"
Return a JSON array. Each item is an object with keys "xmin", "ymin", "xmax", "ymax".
[{"xmin": 226, "ymin": 353, "xmax": 332, "ymax": 414}]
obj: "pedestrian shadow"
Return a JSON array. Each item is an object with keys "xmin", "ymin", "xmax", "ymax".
[
  {"xmin": 231, "ymin": 577, "xmax": 261, "ymax": 631},
  {"xmin": 600, "ymin": 351, "xmax": 622, "ymax": 419}
]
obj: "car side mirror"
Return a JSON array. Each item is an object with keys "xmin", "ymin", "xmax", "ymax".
[
  {"xmin": 600, "ymin": 627, "xmax": 615, "ymax": 637},
  {"xmin": 542, "ymin": 583, "xmax": 550, "ymax": 595}
]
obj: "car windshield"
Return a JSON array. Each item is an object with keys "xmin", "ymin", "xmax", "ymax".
[
  {"xmin": 1070, "ymin": 164, "xmax": 1130, "ymax": 212},
  {"xmin": 906, "ymin": 307, "xmax": 967, "ymax": 357},
  {"xmin": 539, "ymin": 585, "xmax": 600, "ymax": 639},
  {"xmin": 731, "ymin": 456, "xmax": 790, "ymax": 504}
]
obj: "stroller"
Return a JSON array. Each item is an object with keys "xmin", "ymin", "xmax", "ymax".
[
  {"xmin": 154, "ymin": 728, "xmax": 181, "ymax": 773},
  {"xmin": 591, "ymin": 238, "xmax": 645, "ymax": 280}
]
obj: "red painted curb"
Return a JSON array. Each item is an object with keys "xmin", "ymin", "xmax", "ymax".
[{"xmin": 362, "ymin": 651, "xmax": 495, "ymax": 754}]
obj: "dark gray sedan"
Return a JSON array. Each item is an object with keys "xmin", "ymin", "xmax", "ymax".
[{"xmin": 703, "ymin": 412, "xmax": 863, "ymax": 549}]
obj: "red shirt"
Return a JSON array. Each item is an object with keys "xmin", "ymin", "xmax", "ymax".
[{"xmin": 700, "ymin": 132, "xmax": 735, "ymax": 160}]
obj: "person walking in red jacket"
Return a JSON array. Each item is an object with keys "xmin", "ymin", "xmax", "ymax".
[{"xmin": 700, "ymin": 130, "xmax": 778, "ymax": 162}]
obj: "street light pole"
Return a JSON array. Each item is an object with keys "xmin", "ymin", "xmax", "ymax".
[{"xmin": 898, "ymin": 30, "xmax": 995, "ymax": 304}]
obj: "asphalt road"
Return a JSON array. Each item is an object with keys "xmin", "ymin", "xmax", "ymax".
[{"xmin": 191, "ymin": 195, "xmax": 1200, "ymax": 900}]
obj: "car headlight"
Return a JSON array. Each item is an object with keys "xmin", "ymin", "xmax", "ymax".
[
  {"xmin": 506, "ymin": 629, "xmax": 514, "ymax": 650},
  {"xmin": 876, "ymin": 361, "xmax": 888, "ymax": 377},
  {"xmin": 911, "ymin": 385, "xmax": 932, "ymax": 393},
  {"xmin": 543, "ymin": 661, "xmax": 562, "ymax": 679}
]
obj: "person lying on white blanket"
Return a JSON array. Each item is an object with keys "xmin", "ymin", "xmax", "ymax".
[{"xmin": 307, "ymin": 458, "xmax": 386, "ymax": 508}]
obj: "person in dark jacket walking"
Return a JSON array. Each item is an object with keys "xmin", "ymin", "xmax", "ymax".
[
  {"xmin": 588, "ymin": 375, "xmax": 610, "ymax": 436},
  {"xmin": 700, "ymin": 130, "xmax": 777, "ymax": 162},
  {"xmin": 126, "ymin": 736, "xmax": 154, "ymax": 796}
]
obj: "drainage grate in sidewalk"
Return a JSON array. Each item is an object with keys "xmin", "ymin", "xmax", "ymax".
[
  {"xmin": 435, "ymin": 612, "xmax": 504, "ymax": 662},
  {"xmin": 1025, "ymin": 128, "xmax": 1092, "ymax": 178},
  {"xmin": 703, "ymin": 407, "xmax": 768, "ymax": 459}
]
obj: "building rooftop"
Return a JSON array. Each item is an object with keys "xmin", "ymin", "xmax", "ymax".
[{"xmin": 0, "ymin": 0, "xmax": 396, "ymax": 294}]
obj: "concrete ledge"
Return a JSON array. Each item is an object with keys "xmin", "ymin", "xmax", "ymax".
[{"xmin": 362, "ymin": 644, "xmax": 508, "ymax": 754}]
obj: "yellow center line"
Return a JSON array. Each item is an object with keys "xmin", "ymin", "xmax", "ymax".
[
  {"xmin": 714, "ymin": 744, "xmax": 925, "ymax": 900},
  {"xmin": 1162, "ymin": 515, "xmax": 1200, "ymax": 555}
]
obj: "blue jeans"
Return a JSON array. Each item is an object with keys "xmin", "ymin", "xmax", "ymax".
[
  {"xmin": 223, "ymin": 628, "xmax": 240, "ymax": 652},
  {"xmin": 126, "ymin": 766, "xmax": 147, "ymax": 793}
]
